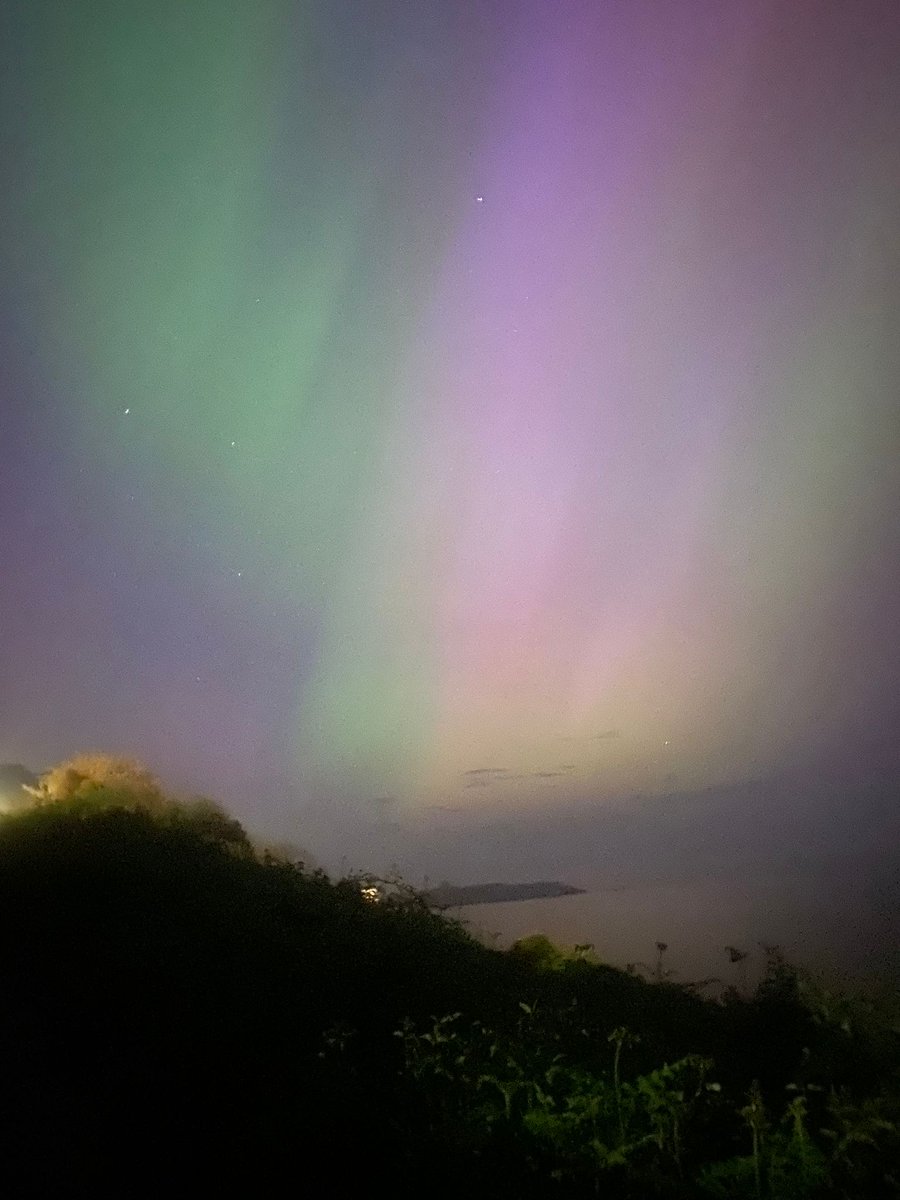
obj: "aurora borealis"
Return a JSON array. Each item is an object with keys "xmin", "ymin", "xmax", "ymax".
[{"xmin": 1, "ymin": 2, "xmax": 898, "ymax": 881}]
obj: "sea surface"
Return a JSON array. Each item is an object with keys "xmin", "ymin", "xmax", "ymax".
[{"xmin": 452, "ymin": 870, "xmax": 898, "ymax": 996}]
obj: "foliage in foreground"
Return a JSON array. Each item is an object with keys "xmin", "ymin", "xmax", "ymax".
[
  {"xmin": 386, "ymin": 1001, "xmax": 900, "ymax": 1197},
  {"xmin": 0, "ymin": 761, "xmax": 896, "ymax": 1196}
]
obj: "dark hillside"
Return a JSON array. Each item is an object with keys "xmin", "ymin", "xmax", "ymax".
[{"xmin": 0, "ymin": 801, "xmax": 896, "ymax": 1196}]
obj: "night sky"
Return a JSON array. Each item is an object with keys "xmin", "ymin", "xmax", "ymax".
[{"xmin": 1, "ymin": 3, "xmax": 898, "ymax": 901}]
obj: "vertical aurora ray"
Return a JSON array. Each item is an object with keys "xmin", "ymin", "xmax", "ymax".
[
  {"xmin": 10, "ymin": 2, "xmax": 380, "ymax": 586},
  {"xmin": 3, "ymin": 1, "xmax": 497, "ymax": 806},
  {"xmin": 2, "ymin": 2, "xmax": 896, "ymax": 828},
  {"xmin": 402, "ymin": 7, "xmax": 748, "ymax": 796},
  {"xmin": 399, "ymin": 3, "xmax": 899, "ymax": 803}
]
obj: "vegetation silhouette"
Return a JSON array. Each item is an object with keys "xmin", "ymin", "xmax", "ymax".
[{"xmin": 0, "ymin": 757, "xmax": 896, "ymax": 1196}]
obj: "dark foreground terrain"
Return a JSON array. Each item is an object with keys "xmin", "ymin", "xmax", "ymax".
[{"xmin": 0, "ymin": 797, "xmax": 897, "ymax": 1197}]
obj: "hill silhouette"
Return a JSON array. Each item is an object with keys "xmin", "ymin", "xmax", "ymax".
[
  {"xmin": 0, "ymin": 780, "xmax": 897, "ymax": 1196},
  {"xmin": 0, "ymin": 797, "xmax": 522, "ymax": 1191}
]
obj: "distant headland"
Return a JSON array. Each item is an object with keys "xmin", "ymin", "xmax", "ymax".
[{"xmin": 425, "ymin": 880, "xmax": 585, "ymax": 907}]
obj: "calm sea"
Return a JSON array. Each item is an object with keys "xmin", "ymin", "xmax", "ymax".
[{"xmin": 452, "ymin": 872, "xmax": 897, "ymax": 995}]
